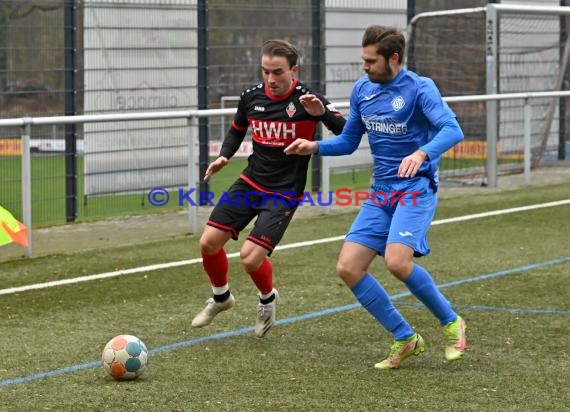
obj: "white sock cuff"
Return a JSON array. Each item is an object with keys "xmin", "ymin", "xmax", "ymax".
[
  {"xmin": 212, "ymin": 284, "xmax": 229, "ymax": 295},
  {"xmin": 259, "ymin": 288, "xmax": 276, "ymax": 300}
]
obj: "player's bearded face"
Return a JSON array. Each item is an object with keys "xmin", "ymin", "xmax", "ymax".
[
  {"xmin": 261, "ymin": 55, "xmax": 298, "ymax": 97},
  {"xmin": 362, "ymin": 46, "xmax": 395, "ymax": 84}
]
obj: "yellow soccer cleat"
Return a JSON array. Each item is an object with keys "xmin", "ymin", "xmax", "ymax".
[
  {"xmin": 443, "ymin": 316, "xmax": 467, "ymax": 361},
  {"xmin": 375, "ymin": 333, "xmax": 425, "ymax": 370}
]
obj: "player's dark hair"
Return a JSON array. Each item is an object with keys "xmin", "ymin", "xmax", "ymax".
[
  {"xmin": 261, "ymin": 39, "xmax": 299, "ymax": 68},
  {"xmin": 362, "ymin": 25, "xmax": 405, "ymax": 64}
]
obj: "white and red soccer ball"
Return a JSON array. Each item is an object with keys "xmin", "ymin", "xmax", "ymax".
[{"xmin": 101, "ymin": 334, "xmax": 148, "ymax": 380}]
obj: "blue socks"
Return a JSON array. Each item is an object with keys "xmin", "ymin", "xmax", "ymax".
[
  {"xmin": 350, "ymin": 265, "xmax": 457, "ymax": 339},
  {"xmin": 351, "ymin": 273, "xmax": 415, "ymax": 340},
  {"xmin": 404, "ymin": 264, "xmax": 457, "ymax": 326}
]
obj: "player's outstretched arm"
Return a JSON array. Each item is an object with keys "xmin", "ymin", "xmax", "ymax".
[
  {"xmin": 203, "ymin": 156, "xmax": 229, "ymax": 182},
  {"xmin": 284, "ymin": 139, "xmax": 318, "ymax": 156}
]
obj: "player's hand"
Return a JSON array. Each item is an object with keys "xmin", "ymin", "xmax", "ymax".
[
  {"xmin": 398, "ymin": 150, "xmax": 427, "ymax": 178},
  {"xmin": 203, "ymin": 156, "xmax": 228, "ymax": 182},
  {"xmin": 284, "ymin": 139, "xmax": 318, "ymax": 156},
  {"xmin": 299, "ymin": 93, "xmax": 325, "ymax": 117}
]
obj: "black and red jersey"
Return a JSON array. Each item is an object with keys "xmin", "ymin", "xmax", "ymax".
[{"xmin": 219, "ymin": 78, "xmax": 345, "ymax": 197}]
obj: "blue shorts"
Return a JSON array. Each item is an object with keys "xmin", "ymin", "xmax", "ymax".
[{"xmin": 345, "ymin": 177, "xmax": 437, "ymax": 257}]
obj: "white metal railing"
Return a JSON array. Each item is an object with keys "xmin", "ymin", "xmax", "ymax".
[
  {"xmin": 1, "ymin": 90, "xmax": 569, "ymax": 256},
  {"xmin": 0, "ymin": 108, "xmax": 236, "ymax": 257}
]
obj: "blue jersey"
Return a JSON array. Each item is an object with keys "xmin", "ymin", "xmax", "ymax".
[{"xmin": 318, "ymin": 69, "xmax": 461, "ymax": 187}]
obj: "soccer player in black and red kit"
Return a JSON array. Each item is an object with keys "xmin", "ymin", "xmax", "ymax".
[{"xmin": 191, "ymin": 40, "xmax": 345, "ymax": 337}]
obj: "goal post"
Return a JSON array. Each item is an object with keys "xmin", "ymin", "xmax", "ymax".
[
  {"xmin": 407, "ymin": 3, "xmax": 570, "ymax": 187},
  {"xmin": 487, "ymin": 3, "xmax": 570, "ymax": 186}
]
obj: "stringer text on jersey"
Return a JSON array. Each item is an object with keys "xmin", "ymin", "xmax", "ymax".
[{"xmin": 363, "ymin": 116, "xmax": 408, "ymax": 135}]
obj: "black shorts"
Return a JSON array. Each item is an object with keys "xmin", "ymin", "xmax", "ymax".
[{"xmin": 206, "ymin": 178, "xmax": 299, "ymax": 253}]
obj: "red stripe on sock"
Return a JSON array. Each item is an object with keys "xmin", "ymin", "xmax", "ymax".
[
  {"xmin": 201, "ymin": 249, "xmax": 228, "ymax": 287},
  {"xmin": 247, "ymin": 258, "xmax": 273, "ymax": 295}
]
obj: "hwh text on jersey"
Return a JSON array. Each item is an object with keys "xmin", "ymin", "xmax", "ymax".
[{"xmin": 250, "ymin": 119, "xmax": 296, "ymax": 143}]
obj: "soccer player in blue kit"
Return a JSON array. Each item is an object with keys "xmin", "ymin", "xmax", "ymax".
[{"xmin": 285, "ymin": 25, "xmax": 467, "ymax": 369}]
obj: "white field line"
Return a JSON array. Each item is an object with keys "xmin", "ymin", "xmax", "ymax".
[
  {"xmin": 430, "ymin": 199, "xmax": 570, "ymax": 225},
  {"xmin": 1, "ymin": 199, "xmax": 569, "ymax": 296}
]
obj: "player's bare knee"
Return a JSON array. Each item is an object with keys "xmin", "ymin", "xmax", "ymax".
[
  {"xmin": 240, "ymin": 240, "xmax": 269, "ymax": 272},
  {"xmin": 239, "ymin": 246, "xmax": 259, "ymax": 270},
  {"xmin": 384, "ymin": 255, "xmax": 411, "ymax": 280},
  {"xmin": 240, "ymin": 251, "xmax": 263, "ymax": 273},
  {"xmin": 199, "ymin": 235, "xmax": 220, "ymax": 255},
  {"xmin": 336, "ymin": 261, "xmax": 360, "ymax": 284}
]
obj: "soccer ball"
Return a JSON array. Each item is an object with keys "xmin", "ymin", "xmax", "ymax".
[{"xmin": 101, "ymin": 334, "xmax": 149, "ymax": 380}]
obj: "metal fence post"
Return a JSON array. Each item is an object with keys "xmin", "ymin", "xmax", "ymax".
[
  {"xmin": 486, "ymin": 4, "xmax": 499, "ymax": 187},
  {"xmin": 188, "ymin": 116, "xmax": 200, "ymax": 234},
  {"xmin": 197, "ymin": 0, "xmax": 209, "ymax": 200},
  {"xmin": 21, "ymin": 121, "xmax": 32, "ymax": 257},
  {"xmin": 524, "ymin": 98, "xmax": 532, "ymax": 185},
  {"xmin": 64, "ymin": 0, "xmax": 78, "ymax": 222},
  {"xmin": 310, "ymin": 0, "xmax": 323, "ymax": 192}
]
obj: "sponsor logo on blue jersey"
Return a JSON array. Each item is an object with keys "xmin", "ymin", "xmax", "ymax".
[
  {"xmin": 362, "ymin": 115, "xmax": 408, "ymax": 135},
  {"xmin": 391, "ymin": 96, "xmax": 405, "ymax": 111}
]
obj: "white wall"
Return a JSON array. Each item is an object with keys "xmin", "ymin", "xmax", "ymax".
[{"xmin": 83, "ymin": 0, "xmax": 198, "ymax": 195}]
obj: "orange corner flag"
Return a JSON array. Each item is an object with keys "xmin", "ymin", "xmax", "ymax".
[{"xmin": 0, "ymin": 205, "xmax": 29, "ymax": 248}]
